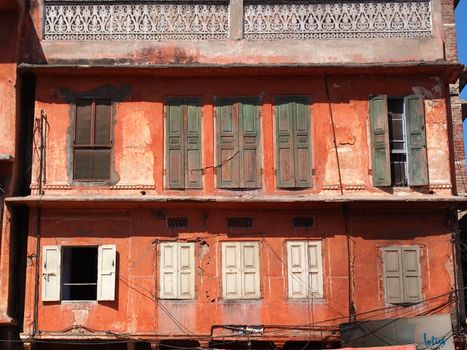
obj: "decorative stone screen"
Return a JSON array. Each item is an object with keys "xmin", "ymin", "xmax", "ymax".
[
  {"xmin": 44, "ymin": 3, "xmax": 230, "ymax": 40},
  {"xmin": 244, "ymin": 1, "xmax": 432, "ymax": 40}
]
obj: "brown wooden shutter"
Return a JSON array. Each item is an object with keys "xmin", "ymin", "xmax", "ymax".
[
  {"xmin": 216, "ymin": 98, "xmax": 239, "ymax": 188},
  {"xmin": 369, "ymin": 95, "xmax": 391, "ymax": 187},
  {"xmin": 294, "ymin": 97, "xmax": 311, "ymax": 188},
  {"xmin": 74, "ymin": 149, "xmax": 93, "ymax": 180},
  {"xmin": 166, "ymin": 98, "xmax": 185, "ymax": 189},
  {"xmin": 94, "ymin": 99, "xmax": 111, "ymax": 146},
  {"xmin": 75, "ymin": 100, "xmax": 92, "ymax": 145},
  {"xmin": 239, "ymin": 98, "xmax": 261, "ymax": 188},
  {"xmin": 185, "ymin": 98, "xmax": 202, "ymax": 189},
  {"xmin": 382, "ymin": 247, "xmax": 404, "ymax": 304},
  {"xmin": 405, "ymin": 95, "xmax": 428, "ymax": 186},
  {"xmin": 276, "ymin": 97, "xmax": 295, "ymax": 188}
]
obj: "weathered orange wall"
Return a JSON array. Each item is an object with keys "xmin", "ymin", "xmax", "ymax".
[{"xmin": 21, "ymin": 208, "xmax": 453, "ymax": 341}]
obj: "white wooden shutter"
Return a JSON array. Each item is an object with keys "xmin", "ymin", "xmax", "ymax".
[
  {"xmin": 97, "ymin": 244, "xmax": 116, "ymax": 301},
  {"xmin": 401, "ymin": 247, "xmax": 422, "ymax": 303},
  {"xmin": 287, "ymin": 241, "xmax": 307, "ymax": 298},
  {"xmin": 160, "ymin": 243, "xmax": 178, "ymax": 299},
  {"xmin": 42, "ymin": 246, "xmax": 61, "ymax": 302},
  {"xmin": 382, "ymin": 247, "xmax": 404, "ymax": 304},
  {"xmin": 241, "ymin": 242, "xmax": 260, "ymax": 299},
  {"xmin": 178, "ymin": 243, "xmax": 195, "ymax": 299},
  {"xmin": 307, "ymin": 241, "xmax": 323, "ymax": 298},
  {"xmin": 222, "ymin": 242, "xmax": 242, "ymax": 299}
]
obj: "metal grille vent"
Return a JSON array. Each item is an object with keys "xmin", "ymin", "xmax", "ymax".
[
  {"xmin": 167, "ymin": 217, "xmax": 188, "ymax": 228},
  {"xmin": 293, "ymin": 217, "xmax": 314, "ymax": 228},
  {"xmin": 226, "ymin": 217, "xmax": 254, "ymax": 229}
]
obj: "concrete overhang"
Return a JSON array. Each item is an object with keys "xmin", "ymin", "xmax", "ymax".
[
  {"xmin": 18, "ymin": 61, "xmax": 464, "ymax": 84},
  {"xmin": 460, "ymin": 67, "xmax": 467, "ymax": 93},
  {"xmin": 6, "ymin": 194, "xmax": 467, "ymax": 211}
]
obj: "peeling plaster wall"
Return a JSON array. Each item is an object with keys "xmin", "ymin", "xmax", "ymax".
[
  {"xmin": 30, "ymin": 74, "xmax": 453, "ymax": 196},
  {"xmin": 21, "ymin": 209, "xmax": 454, "ymax": 339}
]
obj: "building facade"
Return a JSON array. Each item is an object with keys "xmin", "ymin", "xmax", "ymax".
[{"xmin": 0, "ymin": 0, "xmax": 466, "ymax": 349}]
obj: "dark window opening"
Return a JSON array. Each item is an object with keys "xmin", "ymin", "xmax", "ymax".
[
  {"xmin": 62, "ymin": 247, "xmax": 98, "ymax": 301},
  {"xmin": 159, "ymin": 340, "xmax": 200, "ymax": 350},
  {"xmin": 387, "ymin": 98, "xmax": 408, "ymax": 187},
  {"xmin": 73, "ymin": 99, "xmax": 112, "ymax": 181},
  {"xmin": 226, "ymin": 217, "xmax": 254, "ymax": 229},
  {"xmin": 167, "ymin": 217, "xmax": 188, "ymax": 228},
  {"xmin": 293, "ymin": 217, "xmax": 314, "ymax": 228}
]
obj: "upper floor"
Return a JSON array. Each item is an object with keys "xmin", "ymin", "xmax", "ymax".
[{"xmin": 22, "ymin": 0, "xmax": 458, "ymax": 66}]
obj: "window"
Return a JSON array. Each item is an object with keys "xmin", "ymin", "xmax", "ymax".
[
  {"xmin": 216, "ymin": 97, "xmax": 261, "ymax": 189},
  {"xmin": 369, "ymin": 95, "xmax": 428, "ymax": 187},
  {"xmin": 221, "ymin": 241, "xmax": 260, "ymax": 299},
  {"xmin": 286, "ymin": 241, "xmax": 323, "ymax": 299},
  {"xmin": 166, "ymin": 98, "xmax": 202, "ymax": 189},
  {"xmin": 159, "ymin": 242, "xmax": 195, "ymax": 299},
  {"xmin": 73, "ymin": 99, "xmax": 112, "ymax": 181},
  {"xmin": 275, "ymin": 96, "xmax": 311, "ymax": 188},
  {"xmin": 42, "ymin": 245, "xmax": 116, "ymax": 302},
  {"xmin": 382, "ymin": 246, "xmax": 422, "ymax": 304}
]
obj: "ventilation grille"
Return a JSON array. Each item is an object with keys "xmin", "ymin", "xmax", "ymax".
[
  {"xmin": 167, "ymin": 217, "xmax": 188, "ymax": 228},
  {"xmin": 293, "ymin": 217, "xmax": 314, "ymax": 228},
  {"xmin": 226, "ymin": 217, "xmax": 254, "ymax": 229}
]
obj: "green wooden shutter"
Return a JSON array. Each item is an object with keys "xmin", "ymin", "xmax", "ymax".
[
  {"xmin": 239, "ymin": 98, "xmax": 261, "ymax": 188},
  {"xmin": 166, "ymin": 98, "xmax": 185, "ymax": 189},
  {"xmin": 369, "ymin": 95, "xmax": 391, "ymax": 187},
  {"xmin": 185, "ymin": 98, "xmax": 202, "ymax": 189},
  {"xmin": 401, "ymin": 247, "xmax": 422, "ymax": 303},
  {"xmin": 294, "ymin": 97, "xmax": 311, "ymax": 188},
  {"xmin": 216, "ymin": 98, "xmax": 239, "ymax": 188},
  {"xmin": 405, "ymin": 95, "xmax": 428, "ymax": 186},
  {"xmin": 276, "ymin": 97, "xmax": 295, "ymax": 188}
]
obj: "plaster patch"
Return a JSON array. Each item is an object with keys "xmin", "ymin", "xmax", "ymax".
[{"xmin": 72, "ymin": 309, "xmax": 89, "ymax": 325}]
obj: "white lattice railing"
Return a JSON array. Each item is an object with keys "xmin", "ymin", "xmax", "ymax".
[
  {"xmin": 44, "ymin": 3, "xmax": 230, "ymax": 40},
  {"xmin": 244, "ymin": 1, "xmax": 432, "ymax": 40},
  {"xmin": 43, "ymin": 0, "xmax": 432, "ymax": 41}
]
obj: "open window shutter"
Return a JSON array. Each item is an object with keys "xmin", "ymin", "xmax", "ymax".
[
  {"xmin": 42, "ymin": 246, "xmax": 61, "ymax": 302},
  {"xmin": 241, "ymin": 242, "xmax": 260, "ymax": 299},
  {"xmin": 185, "ymin": 99, "xmax": 202, "ymax": 189},
  {"xmin": 160, "ymin": 243, "xmax": 178, "ymax": 299},
  {"xmin": 222, "ymin": 242, "xmax": 242, "ymax": 299},
  {"xmin": 369, "ymin": 95, "xmax": 391, "ymax": 186},
  {"xmin": 405, "ymin": 95, "xmax": 428, "ymax": 186},
  {"xmin": 401, "ymin": 247, "xmax": 422, "ymax": 303},
  {"xmin": 307, "ymin": 241, "xmax": 323, "ymax": 298},
  {"xmin": 276, "ymin": 97, "xmax": 295, "ymax": 188},
  {"xmin": 166, "ymin": 99, "xmax": 185, "ymax": 189},
  {"xmin": 216, "ymin": 98, "xmax": 239, "ymax": 188},
  {"xmin": 382, "ymin": 247, "xmax": 404, "ymax": 304},
  {"xmin": 239, "ymin": 98, "xmax": 261, "ymax": 188},
  {"xmin": 294, "ymin": 97, "xmax": 311, "ymax": 188},
  {"xmin": 178, "ymin": 243, "xmax": 195, "ymax": 299},
  {"xmin": 287, "ymin": 241, "xmax": 307, "ymax": 299},
  {"xmin": 97, "ymin": 244, "xmax": 116, "ymax": 301}
]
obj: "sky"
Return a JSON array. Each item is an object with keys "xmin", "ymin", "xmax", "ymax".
[{"xmin": 456, "ymin": 1, "xmax": 467, "ymax": 157}]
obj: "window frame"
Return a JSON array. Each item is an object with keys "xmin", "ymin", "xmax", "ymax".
[{"xmin": 72, "ymin": 98, "xmax": 113, "ymax": 182}]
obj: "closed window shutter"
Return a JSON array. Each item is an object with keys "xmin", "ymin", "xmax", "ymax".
[
  {"xmin": 75, "ymin": 100, "xmax": 92, "ymax": 145},
  {"xmin": 166, "ymin": 99, "xmax": 185, "ymax": 189},
  {"xmin": 94, "ymin": 100, "xmax": 111, "ymax": 146},
  {"xmin": 307, "ymin": 241, "xmax": 323, "ymax": 297},
  {"xmin": 369, "ymin": 95, "xmax": 391, "ymax": 186},
  {"xmin": 241, "ymin": 242, "xmax": 260, "ymax": 299},
  {"xmin": 42, "ymin": 246, "xmax": 61, "ymax": 302},
  {"xmin": 405, "ymin": 95, "xmax": 428, "ymax": 186},
  {"xmin": 287, "ymin": 241, "xmax": 307, "ymax": 299},
  {"xmin": 178, "ymin": 243, "xmax": 195, "ymax": 299},
  {"xmin": 222, "ymin": 242, "xmax": 242, "ymax": 299},
  {"xmin": 276, "ymin": 97, "xmax": 295, "ymax": 188},
  {"xmin": 239, "ymin": 98, "xmax": 261, "ymax": 188},
  {"xmin": 382, "ymin": 247, "xmax": 404, "ymax": 304},
  {"xmin": 185, "ymin": 99, "xmax": 202, "ymax": 189},
  {"xmin": 294, "ymin": 97, "xmax": 311, "ymax": 188},
  {"xmin": 216, "ymin": 98, "xmax": 239, "ymax": 188},
  {"xmin": 97, "ymin": 244, "xmax": 116, "ymax": 301},
  {"xmin": 160, "ymin": 243, "xmax": 178, "ymax": 299},
  {"xmin": 401, "ymin": 247, "xmax": 422, "ymax": 303}
]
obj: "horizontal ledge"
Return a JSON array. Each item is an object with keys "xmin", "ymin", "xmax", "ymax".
[
  {"xmin": 0, "ymin": 154, "xmax": 14, "ymax": 162},
  {"xmin": 17, "ymin": 62, "xmax": 464, "ymax": 83}
]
